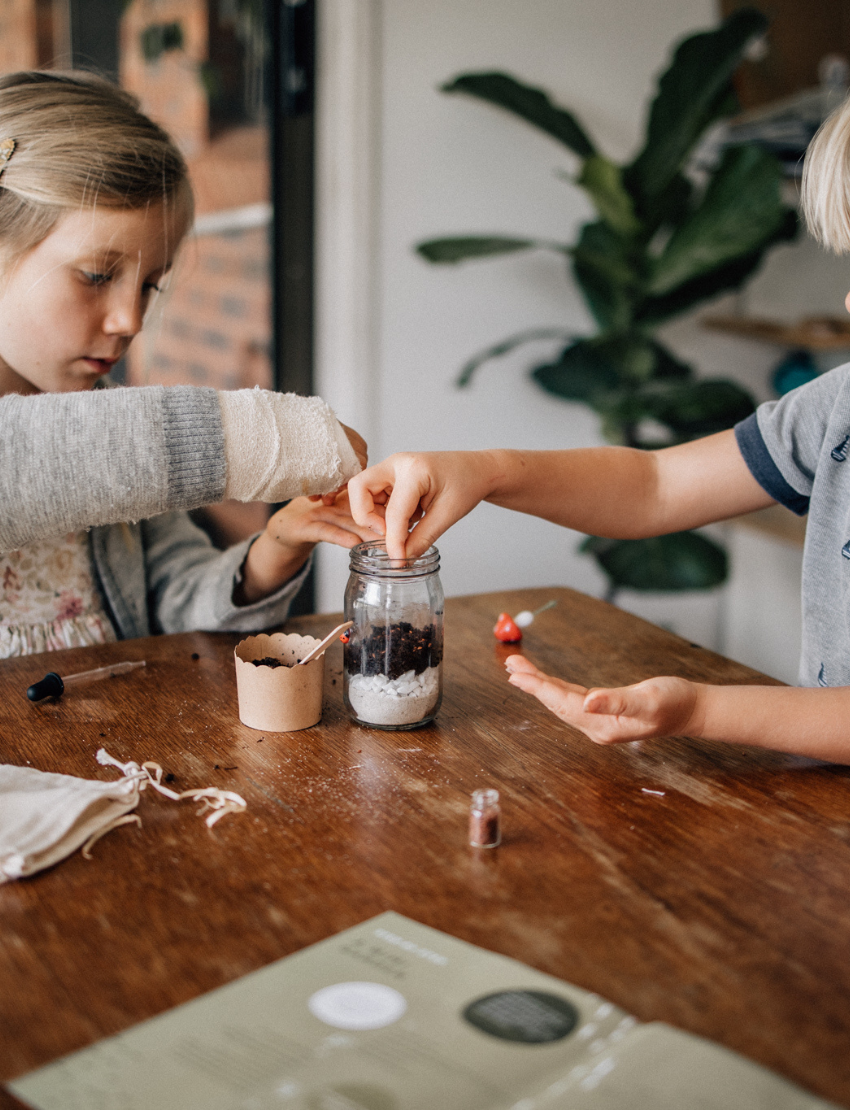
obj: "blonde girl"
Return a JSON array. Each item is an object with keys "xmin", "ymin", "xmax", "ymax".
[{"xmin": 0, "ymin": 70, "xmax": 372, "ymax": 657}]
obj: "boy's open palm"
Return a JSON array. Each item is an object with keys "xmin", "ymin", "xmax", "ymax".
[{"xmin": 504, "ymin": 655, "xmax": 702, "ymax": 744}]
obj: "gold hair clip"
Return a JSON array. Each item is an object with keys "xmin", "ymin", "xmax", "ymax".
[{"xmin": 0, "ymin": 138, "xmax": 15, "ymax": 178}]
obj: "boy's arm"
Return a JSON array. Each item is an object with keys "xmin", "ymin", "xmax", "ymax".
[
  {"xmin": 505, "ymin": 657, "xmax": 850, "ymax": 764},
  {"xmin": 348, "ymin": 430, "xmax": 776, "ymax": 559}
]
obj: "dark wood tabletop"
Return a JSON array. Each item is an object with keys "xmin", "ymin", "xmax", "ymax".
[{"xmin": 1, "ymin": 587, "xmax": 849, "ymax": 1107}]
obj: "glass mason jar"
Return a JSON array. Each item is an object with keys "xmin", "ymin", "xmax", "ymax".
[{"xmin": 343, "ymin": 542, "xmax": 444, "ymax": 730}]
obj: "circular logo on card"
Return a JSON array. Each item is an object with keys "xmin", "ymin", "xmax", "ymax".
[
  {"xmin": 308, "ymin": 981, "xmax": 408, "ymax": 1030},
  {"xmin": 462, "ymin": 989, "xmax": 579, "ymax": 1043}
]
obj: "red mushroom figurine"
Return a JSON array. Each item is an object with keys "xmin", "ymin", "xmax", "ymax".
[{"xmin": 494, "ymin": 612, "xmax": 522, "ymax": 643}]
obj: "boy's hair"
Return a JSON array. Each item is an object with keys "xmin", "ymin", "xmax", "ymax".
[
  {"xmin": 802, "ymin": 94, "xmax": 850, "ymax": 253},
  {"xmin": 0, "ymin": 70, "xmax": 192, "ymax": 260}
]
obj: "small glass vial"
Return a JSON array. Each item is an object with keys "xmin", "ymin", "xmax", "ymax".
[
  {"xmin": 469, "ymin": 789, "xmax": 501, "ymax": 848},
  {"xmin": 343, "ymin": 542, "xmax": 444, "ymax": 730}
]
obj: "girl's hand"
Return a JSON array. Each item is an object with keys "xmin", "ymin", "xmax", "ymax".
[
  {"xmin": 236, "ymin": 492, "xmax": 380, "ymax": 605},
  {"xmin": 267, "ymin": 491, "xmax": 377, "ymax": 557},
  {"xmin": 504, "ymin": 655, "xmax": 703, "ymax": 744},
  {"xmin": 310, "ymin": 423, "xmax": 368, "ymax": 506},
  {"xmin": 341, "ymin": 423, "xmax": 368, "ymax": 472}
]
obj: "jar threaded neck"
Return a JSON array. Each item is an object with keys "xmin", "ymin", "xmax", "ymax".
[{"xmin": 349, "ymin": 541, "xmax": 440, "ymax": 578}]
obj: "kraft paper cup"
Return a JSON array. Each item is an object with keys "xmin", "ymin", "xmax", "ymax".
[{"xmin": 234, "ymin": 633, "xmax": 324, "ymax": 732}]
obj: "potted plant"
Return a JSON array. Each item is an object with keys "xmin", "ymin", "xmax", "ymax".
[{"xmin": 417, "ymin": 8, "xmax": 797, "ymax": 599}]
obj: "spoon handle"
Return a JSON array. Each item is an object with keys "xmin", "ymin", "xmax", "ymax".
[{"xmin": 298, "ymin": 621, "xmax": 354, "ymax": 665}]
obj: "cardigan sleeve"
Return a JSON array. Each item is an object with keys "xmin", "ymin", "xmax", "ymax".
[
  {"xmin": 139, "ymin": 512, "xmax": 312, "ymax": 635},
  {"xmin": 0, "ymin": 385, "xmax": 361, "ymax": 552}
]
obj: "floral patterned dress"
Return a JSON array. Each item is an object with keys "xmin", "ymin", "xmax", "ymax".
[{"xmin": 0, "ymin": 532, "xmax": 117, "ymax": 658}]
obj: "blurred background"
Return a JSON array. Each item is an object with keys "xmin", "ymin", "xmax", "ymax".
[{"xmin": 3, "ymin": 0, "xmax": 850, "ymax": 683}]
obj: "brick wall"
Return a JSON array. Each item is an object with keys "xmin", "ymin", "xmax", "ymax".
[
  {"xmin": 0, "ymin": 0, "xmax": 66, "ymax": 72},
  {"xmin": 122, "ymin": 14, "xmax": 274, "ymax": 542},
  {"xmin": 120, "ymin": 0, "xmax": 209, "ymax": 159},
  {"xmin": 132, "ymin": 223, "xmax": 271, "ymax": 394},
  {"xmin": 126, "ymin": 123, "xmax": 272, "ymax": 396}
]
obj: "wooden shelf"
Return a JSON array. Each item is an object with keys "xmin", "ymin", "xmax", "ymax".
[{"xmin": 702, "ymin": 313, "xmax": 850, "ymax": 350}]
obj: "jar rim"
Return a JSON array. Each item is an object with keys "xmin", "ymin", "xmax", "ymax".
[{"xmin": 349, "ymin": 541, "xmax": 440, "ymax": 577}]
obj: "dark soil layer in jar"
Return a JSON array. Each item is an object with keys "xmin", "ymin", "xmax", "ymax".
[
  {"xmin": 345, "ymin": 621, "xmax": 443, "ymax": 680},
  {"xmin": 250, "ymin": 656, "xmax": 294, "ymax": 669}
]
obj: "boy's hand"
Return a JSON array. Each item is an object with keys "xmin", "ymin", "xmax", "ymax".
[
  {"xmin": 348, "ymin": 451, "xmax": 502, "ymax": 560},
  {"xmin": 236, "ymin": 493, "xmax": 380, "ymax": 605},
  {"xmin": 504, "ymin": 655, "xmax": 703, "ymax": 744}
]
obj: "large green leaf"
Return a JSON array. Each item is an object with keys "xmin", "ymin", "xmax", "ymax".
[
  {"xmin": 651, "ymin": 341, "xmax": 693, "ymax": 382},
  {"xmin": 531, "ymin": 340, "xmax": 621, "ymax": 404},
  {"xmin": 577, "ymin": 155, "xmax": 640, "ymax": 236},
  {"xmin": 416, "ymin": 236, "xmax": 541, "ymax": 263},
  {"xmin": 572, "ymin": 222, "xmax": 640, "ymax": 331},
  {"xmin": 636, "ymin": 208, "xmax": 797, "ymax": 325},
  {"xmin": 635, "ymin": 173, "xmax": 693, "ymax": 238},
  {"xmin": 580, "ymin": 532, "xmax": 728, "ymax": 591},
  {"xmin": 648, "ymin": 145, "xmax": 787, "ymax": 296},
  {"xmin": 647, "ymin": 379, "xmax": 755, "ymax": 438},
  {"xmin": 593, "ymin": 377, "xmax": 754, "ymax": 443},
  {"xmin": 531, "ymin": 337, "xmax": 691, "ymax": 412},
  {"xmin": 532, "ymin": 334, "xmax": 679, "ymax": 415},
  {"xmin": 627, "ymin": 8, "xmax": 767, "ymax": 208},
  {"xmin": 456, "ymin": 327, "xmax": 572, "ymax": 387},
  {"xmin": 442, "ymin": 72, "xmax": 595, "ymax": 158}
]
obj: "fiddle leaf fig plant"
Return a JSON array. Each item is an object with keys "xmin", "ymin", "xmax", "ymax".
[{"xmin": 417, "ymin": 8, "xmax": 797, "ymax": 598}]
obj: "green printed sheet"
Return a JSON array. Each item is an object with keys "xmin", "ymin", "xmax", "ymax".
[{"xmin": 9, "ymin": 912, "xmax": 838, "ymax": 1110}]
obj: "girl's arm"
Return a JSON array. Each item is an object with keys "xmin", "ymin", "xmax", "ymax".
[
  {"xmin": 0, "ymin": 386, "xmax": 362, "ymax": 552},
  {"xmin": 348, "ymin": 430, "xmax": 776, "ymax": 560},
  {"xmin": 504, "ymin": 656, "xmax": 850, "ymax": 764},
  {"xmin": 235, "ymin": 493, "xmax": 378, "ymax": 604}
]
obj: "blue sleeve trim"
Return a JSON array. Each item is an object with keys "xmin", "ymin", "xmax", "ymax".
[{"xmin": 734, "ymin": 413, "xmax": 809, "ymax": 516}]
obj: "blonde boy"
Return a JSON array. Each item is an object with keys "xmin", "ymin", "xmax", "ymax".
[{"xmin": 348, "ymin": 96, "xmax": 850, "ymax": 764}]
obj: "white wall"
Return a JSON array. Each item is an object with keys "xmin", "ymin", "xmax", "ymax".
[{"xmin": 315, "ymin": 0, "xmax": 850, "ymax": 674}]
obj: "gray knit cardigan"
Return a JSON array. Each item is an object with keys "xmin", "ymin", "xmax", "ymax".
[{"xmin": 0, "ymin": 385, "xmax": 341, "ymax": 639}]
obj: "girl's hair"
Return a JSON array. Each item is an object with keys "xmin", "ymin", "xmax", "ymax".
[
  {"xmin": 0, "ymin": 70, "xmax": 192, "ymax": 259},
  {"xmin": 802, "ymin": 94, "xmax": 850, "ymax": 253}
]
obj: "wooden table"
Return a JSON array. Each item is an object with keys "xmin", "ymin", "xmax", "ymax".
[{"xmin": 1, "ymin": 587, "xmax": 849, "ymax": 1107}]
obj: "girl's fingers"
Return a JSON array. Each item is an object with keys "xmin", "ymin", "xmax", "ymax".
[
  {"xmin": 313, "ymin": 523, "xmax": 374, "ymax": 549},
  {"xmin": 340, "ymin": 423, "xmax": 368, "ymax": 470}
]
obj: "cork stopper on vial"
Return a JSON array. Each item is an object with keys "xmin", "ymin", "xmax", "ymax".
[{"xmin": 469, "ymin": 788, "xmax": 501, "ymax": 848}]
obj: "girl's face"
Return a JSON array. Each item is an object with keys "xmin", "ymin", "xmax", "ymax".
[{"xmin": 0, "ymin": 203, "xmax": 187, "ymax": 396}]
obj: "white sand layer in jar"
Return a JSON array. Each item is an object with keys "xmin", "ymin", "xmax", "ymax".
[{"xmin": 348, "ymin": 667, "xmax": 440, "ymax": 726}]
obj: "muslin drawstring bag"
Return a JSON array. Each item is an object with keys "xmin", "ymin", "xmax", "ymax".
[{"xmin": 0, "ymin": 749, "xmax": 246, "ymax": 883}]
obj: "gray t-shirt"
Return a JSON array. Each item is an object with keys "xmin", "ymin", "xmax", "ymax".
[{"xmin": 735, "ymin": 361, "xmax": 850, "ymax": 687}]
